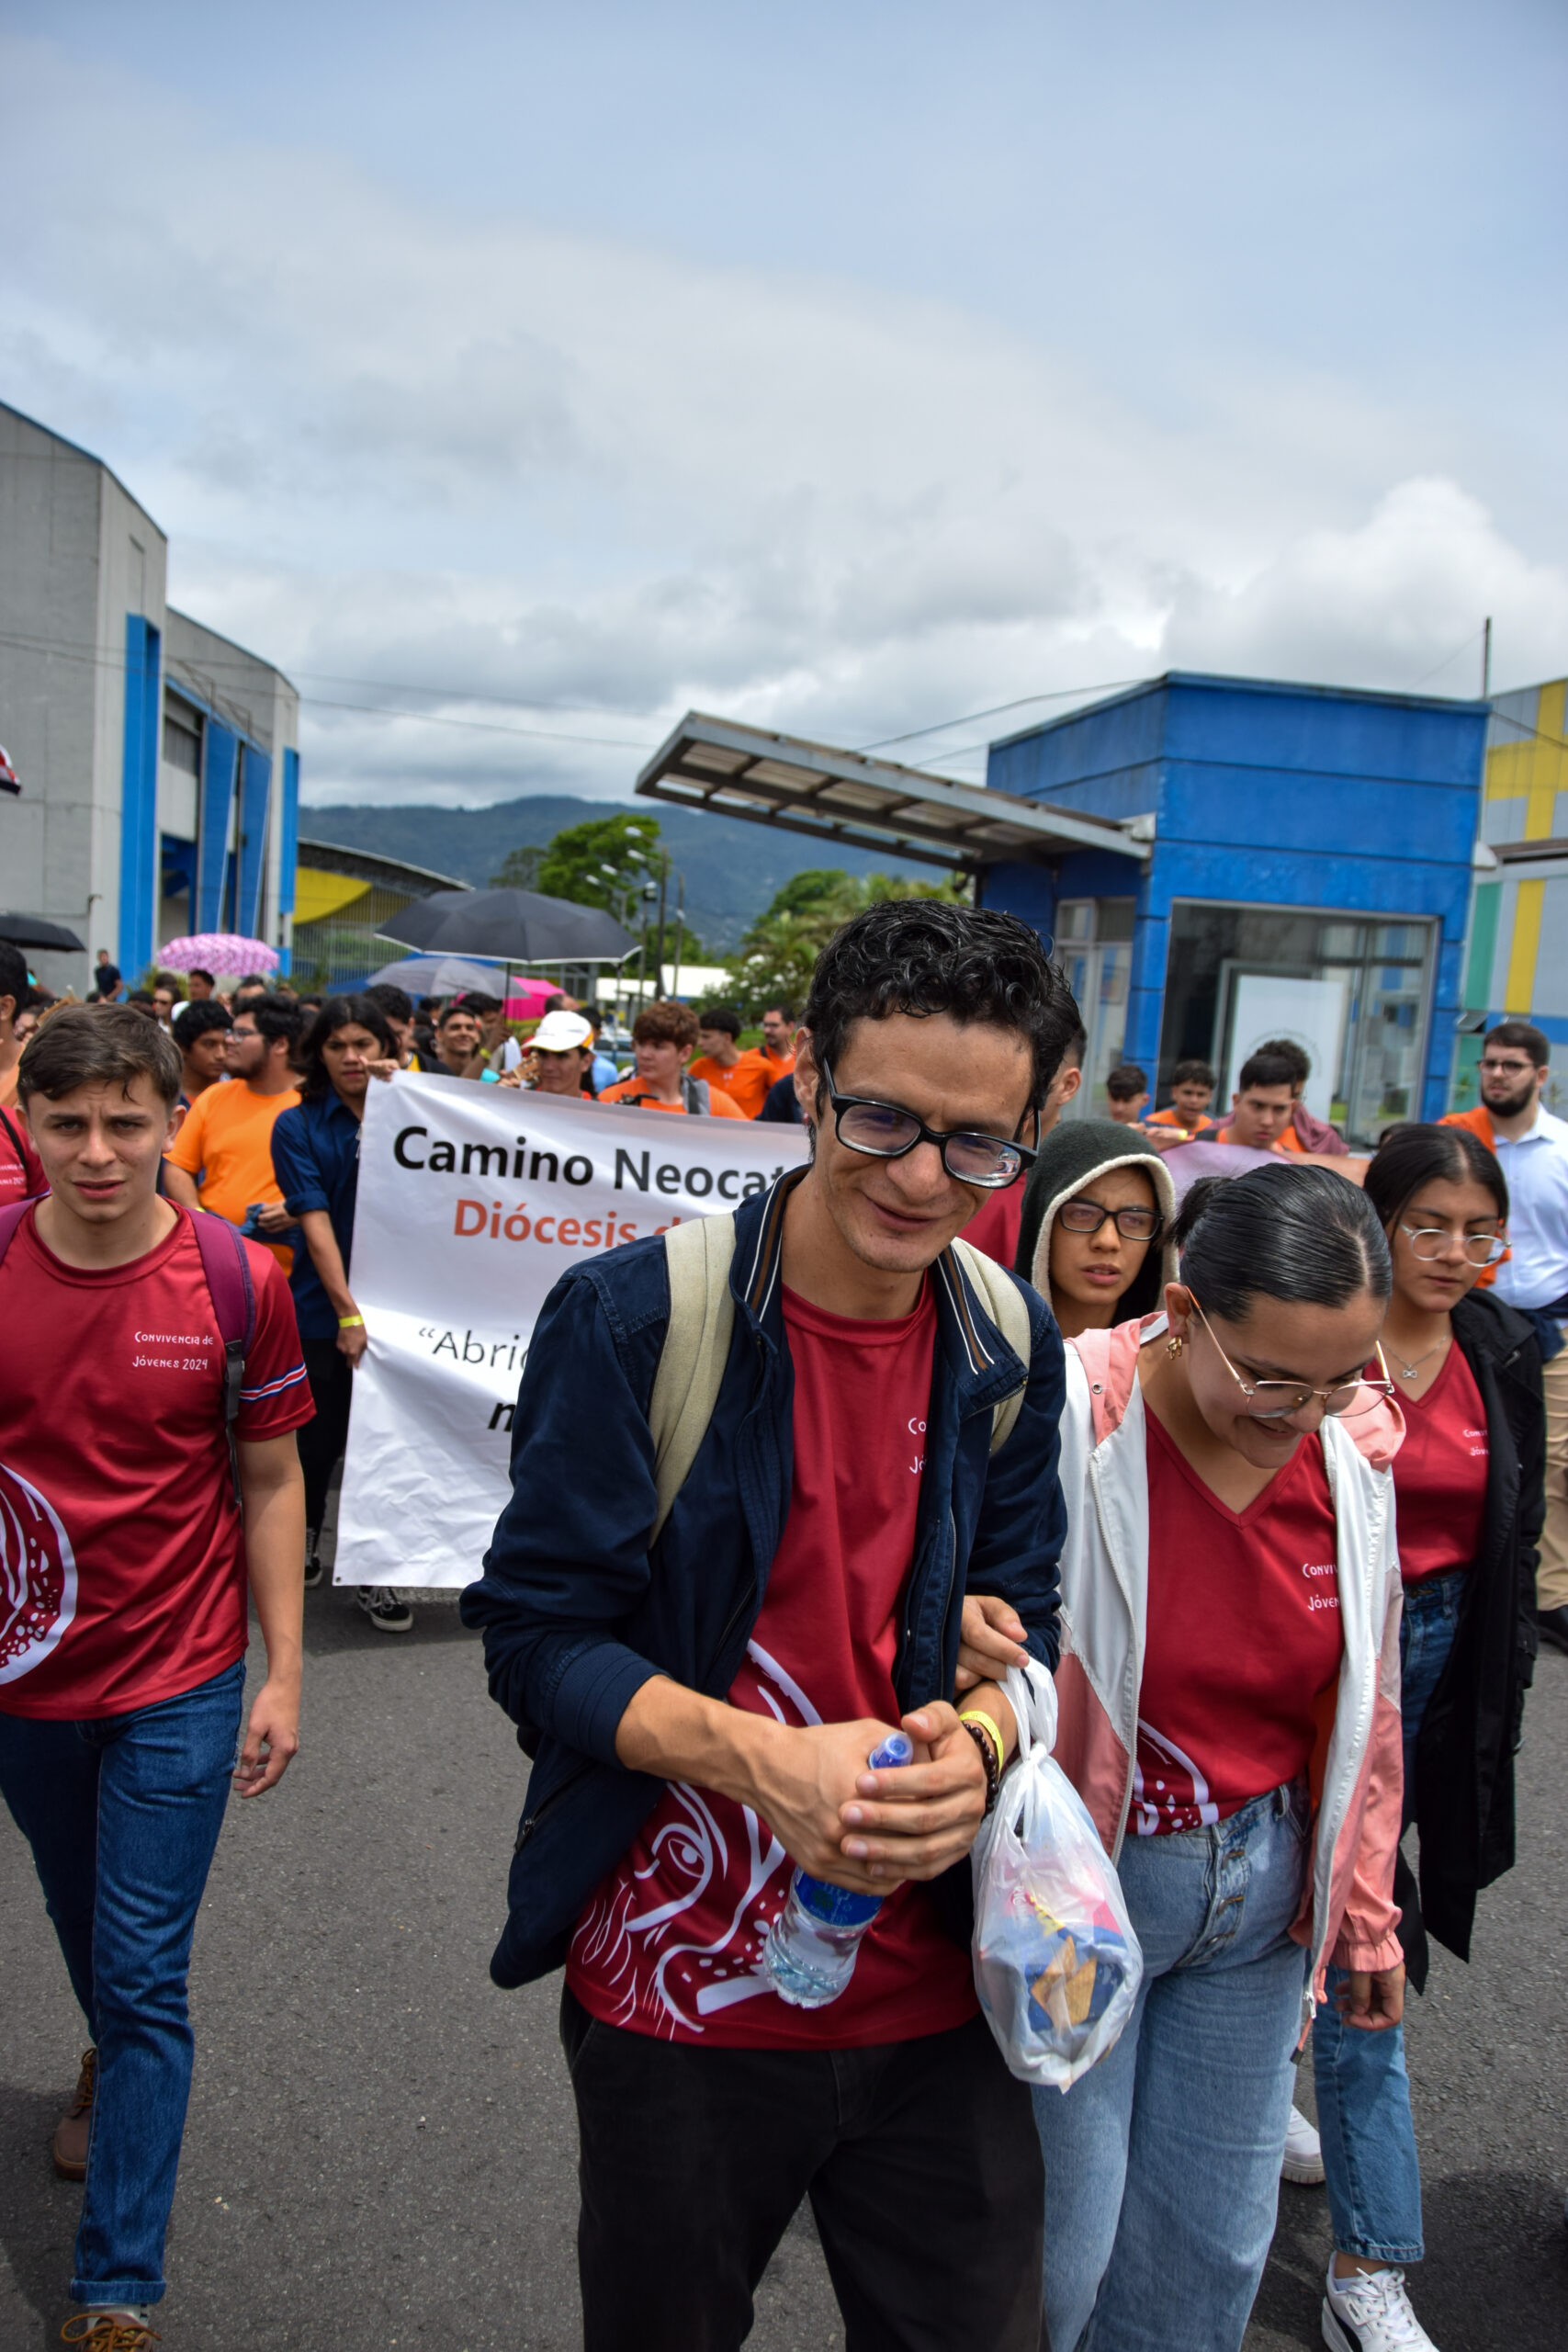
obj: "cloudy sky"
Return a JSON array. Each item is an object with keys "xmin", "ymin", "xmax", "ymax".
[{"xmin": 5, "ymin": 0, "xmax": 1564, "ymax": 806}]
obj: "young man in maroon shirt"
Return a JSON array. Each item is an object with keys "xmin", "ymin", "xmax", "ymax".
[
  {"xmin": 0, "ymin": 1008, "xmax": 312, "ymax": 2346},
  {"xmin": 466, "ymin": 902, "xmax": 1075, "ymax": 2351}
]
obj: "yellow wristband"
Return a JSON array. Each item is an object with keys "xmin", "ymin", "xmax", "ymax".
[
  {"xmin": 958, "ymin": 1710, "xmax": 1005, "ymax": 1774},
  {"xmin": 337, "ymin": 1314, "xmax": 366, "ymax": 1329}
]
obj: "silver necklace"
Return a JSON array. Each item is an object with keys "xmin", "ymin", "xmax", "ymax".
[{"xmin": 1392, "ymin": 1339, "xmax": 1446, "ymax": 1382}]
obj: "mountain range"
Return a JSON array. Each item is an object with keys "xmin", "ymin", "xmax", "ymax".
[{"xmin": 299, "ymin": 795, "xmax": 891, "ymax": 952}]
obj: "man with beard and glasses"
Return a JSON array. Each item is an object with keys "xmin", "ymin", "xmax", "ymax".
[{"xmin": 1445, "ymin": 1019, "xmax": 1568, "ymax": 1652}]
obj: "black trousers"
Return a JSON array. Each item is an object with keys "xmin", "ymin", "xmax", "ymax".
[
  {"xmin": 560, "ymin": 1988, "xmax": 1043, "ymax": 2352},
  {"xmin": 299, "ymin": 1335, "xmax": 354, "ymax": 1536}
]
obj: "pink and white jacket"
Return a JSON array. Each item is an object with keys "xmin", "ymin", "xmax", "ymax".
[{"xmin": 1052, "ymin": 1315, "xmax": 1407, "ymax": 2034}]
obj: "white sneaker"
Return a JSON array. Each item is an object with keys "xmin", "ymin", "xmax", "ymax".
[
  {"xmin": 1323, "ymin": 2262, "xmax": 1437, "ymax": 2350},
  {"xmin": 1282, "ymin": 2101, "xmax": 1325, "ymax": 2185}
]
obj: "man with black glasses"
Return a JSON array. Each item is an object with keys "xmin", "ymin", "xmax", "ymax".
[
  {"xmin": 1445, "ymin": 1020, "xmax": 1568, "ymax": 1649},
  {"xmin": 464, "ymin": 901, "xmax": 1076, "ymax": 2352}
]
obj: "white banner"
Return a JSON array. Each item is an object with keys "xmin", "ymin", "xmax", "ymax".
[{"xmin": 333, "ymin": 1071, "xmax": 808, "ymax": 1587}]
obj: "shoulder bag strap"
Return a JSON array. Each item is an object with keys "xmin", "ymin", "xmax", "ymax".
[
  {"xmin": 950, "ymin": 1235, "xmax": 1033, "ymax": 1454},
  {"xmin": 648, "ymin": 1214, "xmax": 738, "ymax": 1544}
]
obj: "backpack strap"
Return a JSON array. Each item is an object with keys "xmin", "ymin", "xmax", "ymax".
[
  {"xmin": 186, "ymin": 1209, "xmax": 258, "ymax": 1512},
  {"xmin": 647, "ymin": 1215, "xmax": 738, "ymax": 1544},
  {"xmin": 681, "ymin": 1075, "xmax": 710, "ymax": 1115},
  {"xmin": 0, "ymin": 1107, "xmax": 28, "ymax": 1176},
  {"xmin": 0, "ymin": 1195, "xmax": 29, "ymax": 1266},
  {"xmin": 949, "ymin": 1236, "xmax": 1033, "ymax": 1454}
]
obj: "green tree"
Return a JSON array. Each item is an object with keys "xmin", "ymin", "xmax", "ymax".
[
  {"xmin": 536, "ymin": 812, "xmax": 665, "ymax": 917},
  {"xmin": 766, "ymin": 867, "xmax": 858, "ymax": 918},
  {"xmin": 728, "ymin": 867, "xmax": 970, "ymax": 1016},
  {"xmin": 503, "ymin": 811, "xmax": 707, "ymax": 968},
  {"xmin": 489, "ymin": 842, "xmax": 546, "ymax": 889}
]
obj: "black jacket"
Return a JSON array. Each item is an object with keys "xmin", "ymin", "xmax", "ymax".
[{"xmin": 1400, "ymin": 1289, "xmax": 1542, "ymax": 1983}]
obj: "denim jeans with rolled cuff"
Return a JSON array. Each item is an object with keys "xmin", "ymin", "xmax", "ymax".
[
  {"xmin": 1033, "ymin": 1778, "xmax": 1312, "ymax": 2352},
  {"xmin": 0, "ymin": 1659, "xmax": 244, "ymax": 2309},
  {"xmin": 1311, "ymin": 1566, "xmax": 1462, "ymax": 2266}
]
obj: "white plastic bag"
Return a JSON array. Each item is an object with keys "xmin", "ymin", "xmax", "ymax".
[{"xmin": 970, "ymin": 1658, "xmax": 1143, "ymax": 2091}]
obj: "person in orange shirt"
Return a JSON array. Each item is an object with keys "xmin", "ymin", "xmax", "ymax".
[
  {"xmin": 1145, "ymin": 1057, "xmax": 1219, "ymax": 1136},
  {"xmin": 1247, "ymin": 1037, "xmax": 1350, "ymax": 1155},
  {"xmin": 690, "ymin": 1004, "xmax": 796, "ymax": 1119},
  {"xmin": 163, "ymin": 999, "xmax": 304, "ymax": 1267},
  {"xmin": 600, "ymin": 1001, "xmax": 747, "ymax": 1118},
  {"xmin": 689, "ymin": 1006, "xmax": 749, "ymax": 1104},
  {"xmin": 1212, "ymin": 1051, "xmax": 1300, "ymax": 1151}
]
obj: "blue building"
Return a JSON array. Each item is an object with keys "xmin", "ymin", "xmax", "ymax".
[
  {"xmin": 0, "ymin": 400, "xmax": 299, "ymax": 996},
  {"xmin": 978, "ymin": 673, "xmax": 1490, "ymax": 1148}
]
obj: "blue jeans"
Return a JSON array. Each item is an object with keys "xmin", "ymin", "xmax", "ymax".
[
  {"xmin": 1311, "ymin": 1568, "xmax": 1461, "ymax": 2265},
  {"xmin": 0, "ymin": 1659, "xmax": 244, "ymax": 2308},
  {"xmin": 1033, "ymin": 1781, "xmax": 1312, "ymax": 2352}
]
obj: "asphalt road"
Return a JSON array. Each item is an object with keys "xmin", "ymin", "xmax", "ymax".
[{"xmin": 3, "ymin": 1570, "xmax": 1565, "ymax": 2352}]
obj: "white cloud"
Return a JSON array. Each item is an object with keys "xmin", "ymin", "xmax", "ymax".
[
  {"xmin": 1162, "ymin": 479, "xmax": 1568, "ymax": 697},
  {"xmin": 2, "ymin": 30, "xmax": 1562, "ymax": 812}
]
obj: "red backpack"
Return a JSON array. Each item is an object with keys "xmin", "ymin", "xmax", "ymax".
[{"xmin": 0, "ymin": 1200, "xmax": 257, "ymax": 1508}]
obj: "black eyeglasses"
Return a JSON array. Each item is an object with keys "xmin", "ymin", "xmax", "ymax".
[
  {"xmin": 1057, "ymin": 1199, "xmax": 1162, "ymax": 1241},
  {"xmin": 821, "ymin": 1060, "xmax": 1037, "ymax": 1190}
]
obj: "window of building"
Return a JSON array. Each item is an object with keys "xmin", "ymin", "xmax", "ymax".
[
  {"xmin": 1055, "ymin": 898, "xmax": 1138, "ymax": 1117},
  {"xmin": 163, "ymin": 702, "xmax": 202, "ymax": 776},
  {"xmin": 1156, "ymin": 902, "xmax": 1435, "ymax": 1148}
]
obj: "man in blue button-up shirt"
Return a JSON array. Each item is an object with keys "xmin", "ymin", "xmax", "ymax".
[
  {"xmin": 1446, "ymin": 1018, "xmax": 1568, "ymax": 1651},
  {"xmin": 270, "ymin": 994, "xmax": 411, "ymax": 1631}
]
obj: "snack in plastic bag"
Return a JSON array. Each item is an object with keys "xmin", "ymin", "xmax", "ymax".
[{"xmin": 971, "ymin": 1658, "xmax": 1143, "ymax": 2091}]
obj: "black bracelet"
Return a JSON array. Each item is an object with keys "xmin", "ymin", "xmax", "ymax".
[{"xmin": 961, "ymin": 1718, "xmax": 1001, "ymax": 1815}]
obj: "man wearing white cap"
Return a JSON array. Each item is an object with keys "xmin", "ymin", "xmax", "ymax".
[{"xmin": 514, "ymin": 1009, "xmax": 598, "ymax": 1097}]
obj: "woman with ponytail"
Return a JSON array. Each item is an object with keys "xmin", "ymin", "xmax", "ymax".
[
  {"xmin": 1301, "ymin": 1122, "xmax": 1541, "ymax": 2351},
  {"xmin": 964, "ymin": 1161, "xmax": 1406, "ymax": 2352}
]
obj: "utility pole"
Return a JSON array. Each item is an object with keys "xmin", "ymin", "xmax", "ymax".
[
  {"xmin": 1482, "ymin": 617, "xmax": 1493, "ymax": 699},
  {"xmin": 653, "ymin": 852, "xmax": 669, "ymax": 996},
  {"xmin": 671, "ymin": 870, "xmax": 685, "ymax": 1001}
]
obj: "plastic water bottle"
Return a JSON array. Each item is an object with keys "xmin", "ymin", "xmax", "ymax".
[{"xmin": 762, "ymin": 1732, "xmax": 915, "ymax": 2007}]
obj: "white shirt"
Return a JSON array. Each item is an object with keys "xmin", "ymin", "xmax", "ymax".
[{"xmin": 1489, "ymin": 1102, "xmax": 1568, "ymax": 1312}]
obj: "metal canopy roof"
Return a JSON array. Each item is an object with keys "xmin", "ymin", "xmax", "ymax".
[{"xmin": 635, "ymin": 711, "xmax": 1149, "ymax": 873}]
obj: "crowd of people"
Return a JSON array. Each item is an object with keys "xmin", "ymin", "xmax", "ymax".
[{"xmin": 0, "ymin": 911, "xmax": 1563, "ymax": 2351}]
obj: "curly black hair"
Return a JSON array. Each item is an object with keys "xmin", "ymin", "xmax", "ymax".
[
  {"xmin": 171, "ymin": 996, "xmax": 234, "ymax": 1043},
  {"xmin": 801, "ymin": 899, "xmax": 1079, "ymax": 1112}
]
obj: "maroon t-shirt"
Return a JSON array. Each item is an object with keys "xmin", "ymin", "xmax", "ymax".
[
  {"xmin": 1391, "ymin": 1345, "xmax": 1488, "ymax": 1582},
  {"xmin": 1132, "ymin": 1408, "xmax": 1344, "ymax": 1835},
  {"xmin": 568, "ymin": 1277, "xmax": 978, "ymax": 2046},
  {"xmin": 0, "ymin": 1204, "xmax": 311, "ymax": 1717}
]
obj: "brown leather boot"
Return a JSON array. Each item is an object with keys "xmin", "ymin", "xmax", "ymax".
[{"xmin": 51, "ymin": 2048, "xmax": 96, "ymax": 2182}]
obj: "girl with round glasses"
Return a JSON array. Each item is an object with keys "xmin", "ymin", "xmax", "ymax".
[
  {"xmin": 1301, "ymin": 1122, "xmax": 1543, "ymax": 2352},
  {"xmin": 963, "ymin": 1161, "xmax": 1405, "ymax": 2352}
]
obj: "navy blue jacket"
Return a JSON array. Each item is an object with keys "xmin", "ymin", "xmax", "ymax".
[
  {"xmin": 271, "ymin": 1089, "xmax": 362, "ymax": 1341},
  {"xmin": 461, "ymin": 1172, "xmax": 1066, "ymax": 1987}
]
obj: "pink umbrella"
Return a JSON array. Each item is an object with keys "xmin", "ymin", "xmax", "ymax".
[
  {"xmin": 502, "ymin": 979, "xmax": 564, "ymax": 1018},
  {"xmin": 158, "ymin": 933, "xmax": 280, "ymax": 976}
]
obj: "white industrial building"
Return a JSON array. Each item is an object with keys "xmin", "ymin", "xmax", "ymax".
[{"xmin": 0, "ymin": 399, "xmax": 299, "ymax": 994}]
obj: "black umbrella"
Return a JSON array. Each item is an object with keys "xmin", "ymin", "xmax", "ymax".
[
  {"xmin": 381, "ymin": 888, "xmax": 636, "ymax": 964},
  {"xmin": 0, "ymin": 912, "xmax": 86, "ymax": 952}
]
